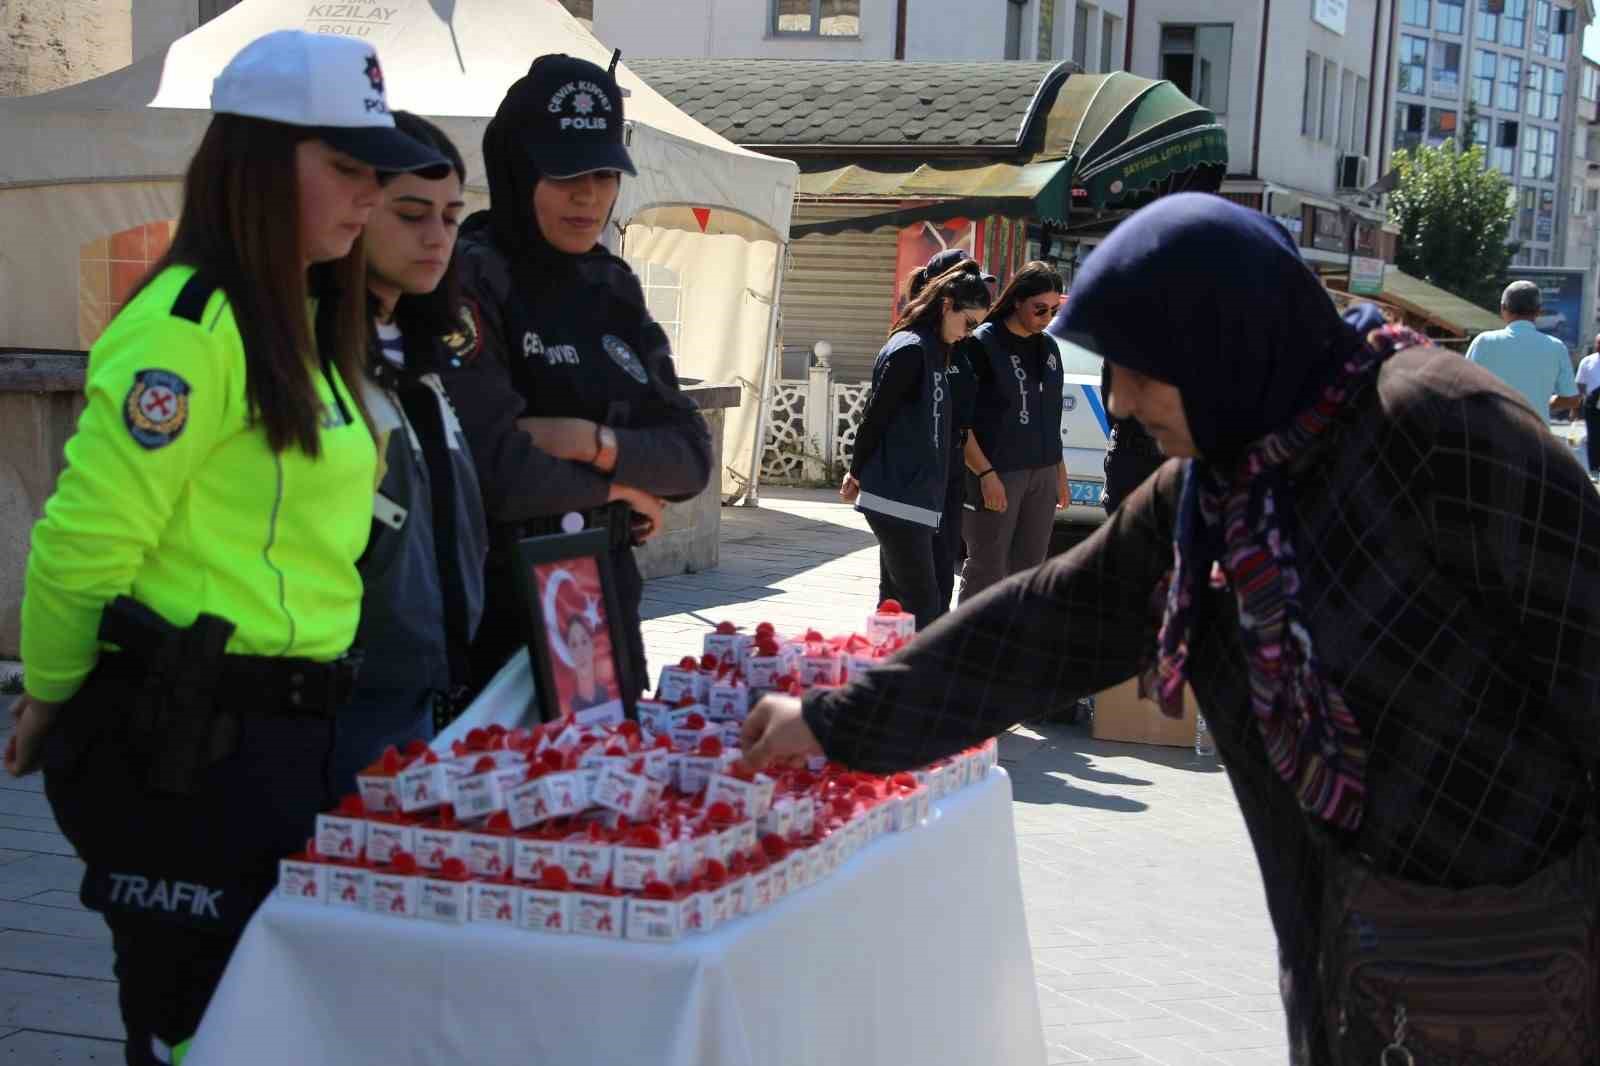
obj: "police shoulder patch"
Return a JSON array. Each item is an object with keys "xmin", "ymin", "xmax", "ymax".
[
  {"xmin": 442, "ymin": 299, "xmax": 485, "ymax": 367},
  {"xmin": 123, "ymin": 369, "xmax": 192, "ymax": 450},
  {"xmin": 602, "ymin": 334, "xmax": 649, "ymax": 385}
]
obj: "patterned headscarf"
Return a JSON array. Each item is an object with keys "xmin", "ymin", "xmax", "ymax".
[{"xmin": 1052, "ymin": 195, "xmax": 1430, "ymax": 829}]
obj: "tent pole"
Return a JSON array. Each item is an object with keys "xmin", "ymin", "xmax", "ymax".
[{"xmin": 743, "ymin": 239, "xmax": 788, "ymax": 508}]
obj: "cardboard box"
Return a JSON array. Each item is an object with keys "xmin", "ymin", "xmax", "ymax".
[{"xmin": 1090, "ymin": 678, "xmax": 1198, "ymax": 747}]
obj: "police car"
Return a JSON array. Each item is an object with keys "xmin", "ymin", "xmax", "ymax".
[{"xmin": 1053, "ymin": 337, "xmax": 1112, "ymax": 526}]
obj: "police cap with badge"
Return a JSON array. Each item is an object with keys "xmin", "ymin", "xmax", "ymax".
[{"xmin": 494, "ymin": 52, "xmax": 639, "ymax": 179}]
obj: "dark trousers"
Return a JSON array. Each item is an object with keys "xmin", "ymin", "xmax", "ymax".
[
  {"xmin": 959, "ymin": 465, "xmax": 1059, "ymax": 603},
  {"xmin": 329, "ymin": 687, "xmax": 435, "ymax": 797},
  {"xmin": 865, "ymin": 510, "xmax": 942, "ymax": 631},
  {"xmin": 42, "ymin": 676, "xmax": 334, "ymax": 1065},
  {"xmin": 930, "ymin": 472, "xmax": 967, "ymax": 614},
  {"xmin": 1586, "ymin": 405, "xmax": 1600, "ymax": 473},
  {"xmin": 471, "ymin": 543, "xmax": 648, "ymax": 708}
]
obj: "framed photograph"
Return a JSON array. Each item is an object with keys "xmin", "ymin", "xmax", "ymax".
[{"xmin": 513, "ymin": 530, "xmax": 634, "ymax": 725}]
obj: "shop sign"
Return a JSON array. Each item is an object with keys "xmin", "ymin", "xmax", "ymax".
[{"xmin": 1349, "ymin": 255, "xmax": 1386, "ymax": 296}]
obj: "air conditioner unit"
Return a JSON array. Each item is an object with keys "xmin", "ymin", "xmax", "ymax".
[{"xmin": 1336, "ymin": 154, "xmax": 1370, "ymax": 191}]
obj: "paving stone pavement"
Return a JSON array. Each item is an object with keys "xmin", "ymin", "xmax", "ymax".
[{"xmin": 0, "ymin": 488, "xmax": 1288, "ymax": 1064}]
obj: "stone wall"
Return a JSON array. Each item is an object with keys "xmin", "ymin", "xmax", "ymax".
[{"xmin": 0, "ymin": 0, "xmax": 130, "ymax": 97}]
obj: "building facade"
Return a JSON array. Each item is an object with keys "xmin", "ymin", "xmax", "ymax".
[
  {"xmin": 1124, "ymin": 0, "xmax": 1396, "ymax": 269},
  {"xmin": 1386, "ymin": 0, "xmax": 1589, "ymax": 266},
  {"xmin": 1563, "ymin": 56, "xmax": 1600, "ymax": 327},
  {"xmin": 589, "ymin": 0, "xmax": 1129, "ymax": 67}
]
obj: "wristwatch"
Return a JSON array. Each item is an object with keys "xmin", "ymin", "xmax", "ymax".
[{"xmin": 592, "ymin": 424, "xmax": 619, "ymax": 474}]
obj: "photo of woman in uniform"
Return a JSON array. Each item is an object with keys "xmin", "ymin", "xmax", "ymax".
[{"xmin": 532, "ymin": 555, "xmax": 623, "ymax": 722}]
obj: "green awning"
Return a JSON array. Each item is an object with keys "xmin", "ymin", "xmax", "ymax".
[
  {"xmin": 789, "ymin": 71, "xmax": 1227, "ymax": 237},
  {"xmin": 1037, "ymin": 72, "xmax": 1230, "ymax": 210}
]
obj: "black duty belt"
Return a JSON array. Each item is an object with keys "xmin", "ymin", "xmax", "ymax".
[{"xmin": 93, "ymin": 650, "xmax": 360, "ymax": 717}]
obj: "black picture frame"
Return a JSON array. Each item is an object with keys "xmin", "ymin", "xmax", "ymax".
[{"xmin": 513, "ymin": 530, "xmax": 636, "ymax": 724}]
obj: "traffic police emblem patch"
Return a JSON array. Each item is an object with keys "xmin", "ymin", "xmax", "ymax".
[
  {"xmin": 124, "ymin": 369, "xmax": 191, "ymax": 449},
  {"xmin": 443, "ymin": 300, "xmax": 485, "ymax": 367},
  {"xmin": 602, "ymin": 334, "xmax": 649, "ymax": 384}
]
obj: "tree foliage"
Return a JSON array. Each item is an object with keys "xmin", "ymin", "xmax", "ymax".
[{"xmin": 1387, "ymin": 142, "xmax": 1515, "ymax": 311}]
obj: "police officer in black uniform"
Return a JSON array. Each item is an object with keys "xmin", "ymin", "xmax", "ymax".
[{"xmin": 444, "ymin": 54, "xmax": 712, "ymax": 701}]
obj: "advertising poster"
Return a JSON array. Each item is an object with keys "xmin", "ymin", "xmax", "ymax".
[
  {"xmin": 1514, "ymin": 268, "xmax": 1587, "ymax": 354},
  {"xmin": 531, "ymin": 556, "xmax": 624, "ymax": 720},
  {"xmin": 891, "ymin": 217, "xmax": 979, "ymax": 321}
]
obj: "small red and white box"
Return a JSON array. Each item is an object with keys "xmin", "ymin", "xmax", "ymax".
[
  {"xmin": 625, "ymin": 882, "xmax": 683, "ymax": 943},
  {"xmin": 397, "ymin": 753, "xmax": 451, "ymax": 813},
  {"xmin": 636, "ymin": 699, "xmax": 675, "ymax": 738},
  {"xmin": 512, "ymin": 834, "xmax": 564, "ymax": 883},
  {"xmin": 703, "ymin": 622, "xmax": 751, "ymax": 665},
  {"xmin": 748, "ymin": 859, "xmax": 774, "ymax": 912},
  {"xmin": 724, "ymin": 870, "xmax": 748, "ymax": 918},
  {"xmin": 450, "ymin": 757, "xmax": 510, "ymax": 820},
  {"xmin": 463, "ymin": 815, "xmax": 514, "ymax": 879},
  {"xmin": 706, "ymin": 678, "xmax": 750, "ymax": 723},
  {"xmin": 680, "ymin": 886, "xmax": 709, "ymax": 935},
  {"xmin": 759, "ymin": 795, "xmax": 795, "ymax": 839},
  {"xmin": 592, "ymin": 763, "xmax": 664, "ymax": 821},
  {"xmin": 792, "ymin": 794, "xmax": 817, "ymax": 836},
  {"xmin": 613, "ymin": 826, "xmax": 673, "ymax": 891},
  {"xmin": 365, "ymin": 815, "xmax": 417, "ymax": 866},
  {"xmin": 327, "ymin": 862, "xmax": 370, "ymax": 911},
  {"xmin": 706, "ymin": 770, "xmax": 775, "ymax": 821},
  {"xmin": 542, "ymin": 769, "xmax": 590, "ymax": 819},
  {"xmin": 418, "ymin": 859, "xmax": 472, "ymax": 924},
  {"xmin": 799, "ymin": 649, "xmax": 843, "ymax": 687},
  {"xmin": 469, "ymin": 877, "xmax": 521, "ymax": 926},
  {"xmin": 415, "ymin": 821, "xmax": 465, "ymax": 872},
  {"xmin": 520, "ymin": 868, "xmax": 574, "ymax": 934},
  {"xmin": 765, "ymin": 843, "xmax": 791, "ymax": 900},
  {"xmin": 820, "ymin": 831, "xmax": 844, "ymax": 875},
  {"xmin": 355, "ymin": 746, "xmax": 406, "ymax": 813},
  {"xmin": 866, "ymin": 599, "xmax": 917, "ymax": 644},
  {"xmin": 561, "ymin": 833, "xmax": 615, "ymax": 887},
  {"xmin": 743, "ymin": 646, "xmax": 784, "ymax": 689},
  {"xmin": 574, "ymin": 702, "xmax": 625, "ymax": 729},
  {"xmin": 678, "ymin": 737, "xmax": 729, "ymax": 795},
  {"xmin": 805, "ymin": 841, "xmax": 827, "ymax": 885},
  {"xmin": 314, "ymin": 797, "xmax": 368, "ymax": 862},
  {"xmin": 278, "ymin": 847, "xmax": 328, "ymax": 903},
  {"xmin": 641, "ymin": 743, "xmax": 674, "ymax": 785},
  {"xmin": 844, "ymin": 652, "xmax": 880, "ymax": 684},
  {"xmin": 656, "ymin": 658, "xmax": 702, "ymax": 703},
  {"xmin": 368, "ymin": 853, "xmax": 421, "ymax": 918},
  {"xmin": 572, "ymin": 885, "xmax": 626, "ymax": 938},
  {"xmin": 505, "ymin": 774, "xmax": 553, "ymax": 830}
]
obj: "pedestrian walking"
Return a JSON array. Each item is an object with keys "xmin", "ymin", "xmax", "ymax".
[
  {"xmin": 841, "ymin": 267, "xmax": 992, "ymax": 630},
  {"xmin": 743, "ymin": 194, "xmax": 1600, "ymax": 1066},
  {"xmin": 900, "ymin": 249, "xmax": 989, "ymax": 612},
  {"xmin": 957, "ymin": 262, "xmax": 1065, "ymax": 601},
  {"xmin": 444, "ymin": 54, "xmax": 711, "ymax": 701},
  {"xmin": 336, "ymin": 111, "xmax": 488, "ymax": 792},
  {"xmin": 4, "ymin": 31, "xmax": 446, "ymax": 1065},
  {"xmin": 1577, "ymin": 334, "xmax": 1600, "ymax": 476},
  {"xmin": 1465, "ymin": 279, "xmax": 1581, "ymax": 422}
]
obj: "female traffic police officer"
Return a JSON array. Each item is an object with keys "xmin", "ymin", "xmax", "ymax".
[
  {"xmin": 445, "ymin": 54, "xmax": 712, "ymax": 700},
  {"xmin": 4, "ymin": 31, "xmax": 446, "ymax": 1066}
]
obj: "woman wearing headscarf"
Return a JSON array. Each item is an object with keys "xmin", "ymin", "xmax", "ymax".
[
  {"xmin": 443, "ymin": 54, "xmax": 712, "ymax": 701},
  {"xmin": 742, "ymin": 195, "xmax": 1600, "ymax": 1065}
]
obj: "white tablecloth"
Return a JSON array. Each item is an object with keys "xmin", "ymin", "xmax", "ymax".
[{"xmin": 187, "ymin": 768, "xmax": 1045, "ymax": 1066}]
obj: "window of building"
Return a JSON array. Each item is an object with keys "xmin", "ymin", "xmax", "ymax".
[
  {"xmin": 1305, "ymin": 53, "xmax": 1323, "ymax": 136},
  {"xmin": 1544, "ymin": 69, "xmax": 1564, "ymax": 122},
  {"xmin": 557, "ymin": 0, "xmax": 593, "ymax": 24},
  {"xmin": 1526, "ymin": 63, "xmax": 1545, "ymax": 116},
  {"xmin": 1428, "ymin": 108, "xmax": 1459, "ymax": 147},
  {"xmin": 1539, "ymin": 125, "xmax": 1557, "ymax": 179},
  {"xmin": 1354, "ymin": 76, "xmax": 1370, "ymax": 155},
  {"xmin": 1521, "ymin": 133, "xmax": 1539, "ymax": 177},
  {"xmin": 1069, "ymin": 3, "xmax": 1087, "ymax": 66},
  {"xmin": 1473, "ymin": 115, "xmax": 1491, "ymax": 148},
  {"xmin": 1431, "ymin": 41, "xmax": 1461, "ymax": 98},
  {"xmin": 1549, "ymin": 6, "xmax": 1569, "ymax": 59},
  {"xmin": 1534, "ymin": 0, "xmax": 1551, "ymax": 53},
  {"xmin": 1476, "ymin": 0, "xmax": 1499, "ymax": 39},
  {"xmin": 772, "ymin": 0, "xmax": 859, "ymax": 36},
  {"xmin": 1399, "ymin": 35, "xmax": 1427, "ymax": 95},
  {"xmin": 1396, "ymin": 102, "xmax": 1425, "ymax": 151},
  {"xmin": 1500, "ymin": 0, "xmax": 1526, "ymax": 47},
  {"xmin": 1494, "ymin": 119, "xmax": 1518, "ymax": 174},
  {"xmin": 1498, "ymin": 54, "xmax": 1523, "ymax": 111},
  {"xmin": 1537, "ymin": 189, "xmax": 1554, "ymax": 243},
  {"xmin": 1519, "ymin": 186, "xmax": 1537, "ymax": 240},
  {"xmin": 1322, "ymin": 59, "xmax": 1338, "ymax": 143},
  {"xmin": 1588, "ymin": 188, "xmax": 1599, "ymax": 212},
  {"xmin": 1160, "ymin": 25, "xmax": 1232, "ymax": 114},
  {"xmin": 1338, "ymin": 70, "xmax": 1355, "ymax": 150},
  {"xmin": 1473, "ymin": 48, "xmax": 1497, "ymax": 106},
  {"xmin": 1402, "ymin": 0, "xmax": 1429, "ymax": 25},
  {"xmin": 1101, "ymin": 13, "xmax": 1118, "ymax": 72},
  {"xmin": 1006, "ymin": 0, "xmax": 1023, "ymax": 58},
  {"xmin": 1533, "ymin": 248, "xmax": 1550, "ymax": 265},
  {"xmin": 1584, "ymin": 65, "xmax": 1600, "ymax": 102},
  {"xmin": 1435, "ymin": 0, "xmax": 1465, "ymax": 33},
  {"xmin": 1037, "ymin": 0, "xmax": 1058, "ymax": 60}
]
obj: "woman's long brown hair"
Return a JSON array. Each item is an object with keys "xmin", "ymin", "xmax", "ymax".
[
  {"xmin": 888, "ymin": 266, "xmax": 993, "ymax": 340},
  {"xmin": 984, "ymin": 260, "xmax": 1064, "ymax": 328},
  {"xmin": 127, "ymin": 114, "xmax": 369, "ymax": 456}
]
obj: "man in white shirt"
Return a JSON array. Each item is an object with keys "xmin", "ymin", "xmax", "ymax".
[{"xmin": 1577, "ymin": 334, "xmax": 1600, "ymax": 475}]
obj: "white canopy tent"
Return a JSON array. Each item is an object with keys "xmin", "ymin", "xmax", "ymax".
[{"xmin": 0, "ymin": 0, "xmax": 795, "ymax": 497}]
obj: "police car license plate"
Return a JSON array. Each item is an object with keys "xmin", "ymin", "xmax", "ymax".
[{"xmin": 1067, "ymin": 479, "xmax": 1102, "ymax": 506}]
